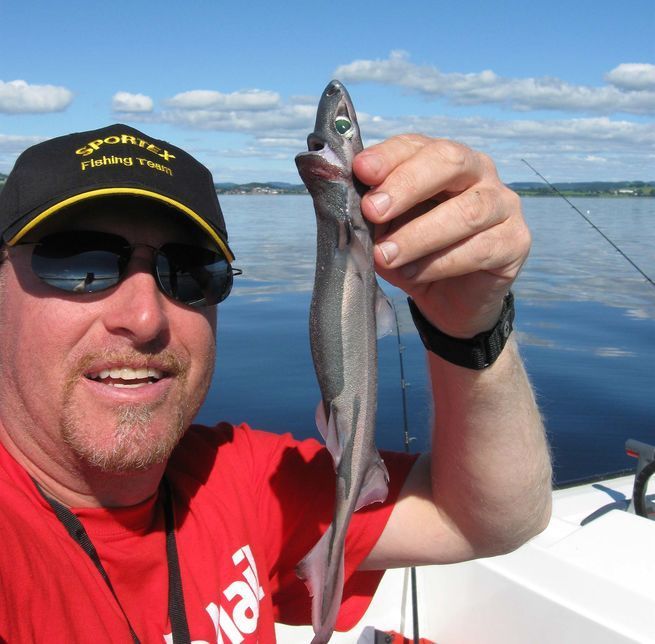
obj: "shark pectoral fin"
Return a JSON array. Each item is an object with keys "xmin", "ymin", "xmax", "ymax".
[
  {"xmin": 346, "ymin": 222, "xmax": 375, "ymax": 273},
  {"xmin": 355, "ymin": 457, "xmax": 390, "ymax": 511},
  {"xmin": 296, "ymin": 523, "xmax": 344, "ymax": 643},
  {"xmin": 315, "ymin": 401, "xmax": 342, "ymax": 468},
  {"xmin": 375, "ymin": 287, "xmax": 395, "ymax": 339}
]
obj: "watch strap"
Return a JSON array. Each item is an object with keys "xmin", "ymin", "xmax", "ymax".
[{"xmin": 407, "ymin": 292, "xmax": 515, "ymax": 369}]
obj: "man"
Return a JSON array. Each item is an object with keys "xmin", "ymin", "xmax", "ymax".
[{"xmin": 0, "ymin": 124, "xmax": 551, "ymax": 642}]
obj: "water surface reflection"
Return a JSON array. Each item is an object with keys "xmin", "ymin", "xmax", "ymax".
[{"xmin": 202, "ymin": 195, "xmax": 655, "ymax": 484}]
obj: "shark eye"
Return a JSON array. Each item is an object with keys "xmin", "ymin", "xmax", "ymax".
[{"xmin": 335, "ymin": 116, "xmax": 352, "ymax": 135}]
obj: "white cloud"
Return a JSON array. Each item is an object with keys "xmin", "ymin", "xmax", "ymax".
[
  {"xmin": 334, "ymin": 51, "xmax": 655, "ymax": 115},
  {"xmin": 354, "ymin": 111, "xmax": 653, "ymax": 151},
  {"xmin": 256, "ymin": 136, "xmax": 308, "ymax": 149},
  {"xmin": 584, "ymin": 155, "xmax": 608, "ymax": 164},
  {"xmin": 3, "ymin": 72, "xmax": 652, "ymax": 182},
  {"xmin": 165, "ymin": 89, "xmax": 281, "ymax": 111},
  {"xmin": 0, "ymin": 134, "xmax": 46, "ymax": 173},
  {"xmin": 0, "ymin": 133, "xmax": 44, "ymax": 151},
  {"xmin": 117, "ymin": 76, "xmax": 653, "ymax": 182},
  {"xmin": 0, "ymin": 80, "xmax": 73, "ymax": 114},
  {"xmin": 119, "ymin": 87, "xmax": 314, "ymax": 134},
  {"xmin": 112, "ymin": 91, "xmax": 154, "ymax": 113},
  {"xmin": 605, "ymin": 63, "xmax": 655, "ymax": 91},
  {"xmin": 220, "ymin": 145, "xmax": 290, "ymax": 160},
  {"xmin": 324, "ymin": 110, "xmax": 652, "ymax": 181},
  {"xmin": 158, "ymin": 102, "xmax": 315, "ymax": 133}
]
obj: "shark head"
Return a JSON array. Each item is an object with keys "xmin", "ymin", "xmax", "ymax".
[{"xmin": 295, "ymin": 80, "xmax": 364, "ymax": 186}]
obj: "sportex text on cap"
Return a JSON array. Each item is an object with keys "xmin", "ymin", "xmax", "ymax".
[{"xmin": 0, "ymin": 124, "xmax": 233, "ymax": 261}]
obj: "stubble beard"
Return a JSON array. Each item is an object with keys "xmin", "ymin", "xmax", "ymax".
[
  {"xmin": 60, "ymin": 349, "xmax": 209, "ymax": 472},
  {"xmin": 62, "ymin": 400, "xmax": 186, "ymax": 472}
]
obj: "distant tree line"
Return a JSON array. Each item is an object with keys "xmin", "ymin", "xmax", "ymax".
[
  {"xmin": 1, "ymin": 174, "xmax": 652, "ymax": 197},
  {"xmin": 508, "ymin": 181, "xmax": 654, "ymax": 197}
]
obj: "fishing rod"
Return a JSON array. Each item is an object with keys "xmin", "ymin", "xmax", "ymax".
[
  {"xmin": 391, "ymin": 300, "xmax": 420, "ymax": 644},
  {"xmin": 521, "ymin": 159, "xmax": 655, "ymax": 289}
]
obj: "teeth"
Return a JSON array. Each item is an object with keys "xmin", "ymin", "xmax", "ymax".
[{"xmin": 88, "ymin": 367, "xmax": 164, "ymax": 382}]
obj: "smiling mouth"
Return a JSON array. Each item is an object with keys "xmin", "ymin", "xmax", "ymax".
[{"xmin": 86, "ymin": 366, "xmax": 166, "ymax": 388}]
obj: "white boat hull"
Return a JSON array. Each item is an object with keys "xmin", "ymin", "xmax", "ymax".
[{"xmin": 276, "ymin": 474, "xmax": 655, "ymax": 643}]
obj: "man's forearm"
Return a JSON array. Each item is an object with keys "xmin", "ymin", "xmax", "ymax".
[{"xmin": 428, "ymin": 338, "xmax": 552, "ymax": 557}]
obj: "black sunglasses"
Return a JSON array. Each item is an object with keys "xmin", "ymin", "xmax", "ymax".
[{"xmin": 21, "ymin": 231, "xmax": 241, "ymax": 307}]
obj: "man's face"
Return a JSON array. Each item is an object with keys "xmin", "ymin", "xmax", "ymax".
[{"xmin": 0, "ymin": 201, "xmax": 218, "ymax": 474}]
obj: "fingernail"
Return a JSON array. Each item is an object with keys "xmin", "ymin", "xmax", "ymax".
[
  {"xmin": 401, "ymin": 262, "xmax": 418, "ymax": 279},
  {"xmin": 377, "ymin": 240, "xmax": 399, "ymax": 264},
  {"xmin": 367, "ymin": 191, "xmax": 391, "ymax": 217}
]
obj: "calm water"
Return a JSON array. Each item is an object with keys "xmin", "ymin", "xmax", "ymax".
[{"xmin": 196, "ymin": 195, "xmax": 655, "ymax": 485}]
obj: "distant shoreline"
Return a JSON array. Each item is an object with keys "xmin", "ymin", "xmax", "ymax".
[
  {"xmin": 214, "ymin": 180, "xmax": 654, "ymax": 198},
  {"xmin": 512, "ymin": 192, "xmax": 654, "ymax": 198},
  {"xmin": 1, "ymin": 175, "xmax": 652, "ymax": 198}
]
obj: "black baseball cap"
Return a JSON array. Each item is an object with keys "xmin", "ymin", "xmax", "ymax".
[{"xmin": 0, "ymin": 124, "xmax": 234, "ymax": 261}]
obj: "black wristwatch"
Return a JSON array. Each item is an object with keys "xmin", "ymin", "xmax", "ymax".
[{"xmin": 407, "ymin": 292, "xmax": 515, "ymax": 370}]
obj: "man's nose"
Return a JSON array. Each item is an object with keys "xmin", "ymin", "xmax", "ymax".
[{"xmin": 101, "ymin": 251, "xmax": 169, "ymax": 345}]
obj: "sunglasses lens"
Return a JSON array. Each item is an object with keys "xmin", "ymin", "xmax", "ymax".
[
  {"xmin": 31, "ymin": 232, "xmax": 127, "ymax": 293},
  {"xmin": 29, "ymin": 232, "xmax": 235, "ymax": 306},
  {"xmin": 156, "ymin": 243, "xmax": 233, "ymax": 306}
]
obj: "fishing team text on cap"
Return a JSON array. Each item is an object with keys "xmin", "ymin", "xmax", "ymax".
[{"xmin": 76, "ymin": 132, "xmax": 176, "ymax": 175}]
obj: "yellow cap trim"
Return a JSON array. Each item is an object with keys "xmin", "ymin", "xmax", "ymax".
[{"xmin": 7, "ymin": 187, "xmax": 235, "ymax": 262}]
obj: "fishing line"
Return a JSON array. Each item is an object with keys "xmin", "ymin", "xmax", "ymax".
[
  {"xmin": 391, "ymin": 300, "xmax": 420, "ymax": 644},
  {"xmin": 521, "ymin": 159, "xmax": 655, "ymax": 289}
]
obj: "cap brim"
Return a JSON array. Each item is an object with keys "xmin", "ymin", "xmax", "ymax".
[{"xmin": 6, "ymin": 187, "xmax": 235, "ymax": 262}]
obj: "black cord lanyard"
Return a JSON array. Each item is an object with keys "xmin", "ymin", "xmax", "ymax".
[{"xmin": 34, "ymin": 477, "xmax": 191, "ymax": 644}]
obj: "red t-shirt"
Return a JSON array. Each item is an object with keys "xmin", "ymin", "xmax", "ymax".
[{"xmin": 0, "ymin": 422, "xmax": 416, "ymax": 643}]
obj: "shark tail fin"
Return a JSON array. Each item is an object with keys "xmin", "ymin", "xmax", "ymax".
[{"xmin": 296, "ymin": 523, "xmax": 344, "ymax": 644}]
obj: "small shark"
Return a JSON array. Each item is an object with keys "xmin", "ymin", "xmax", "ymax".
[{"xmin": 295, "ymin": 80, "xmax": 394, "ymax": 643}]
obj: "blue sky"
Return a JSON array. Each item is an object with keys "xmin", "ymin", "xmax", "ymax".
[{"xmin": 1, "ymin": 0, "xmax": 653, "ymax": 183}]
